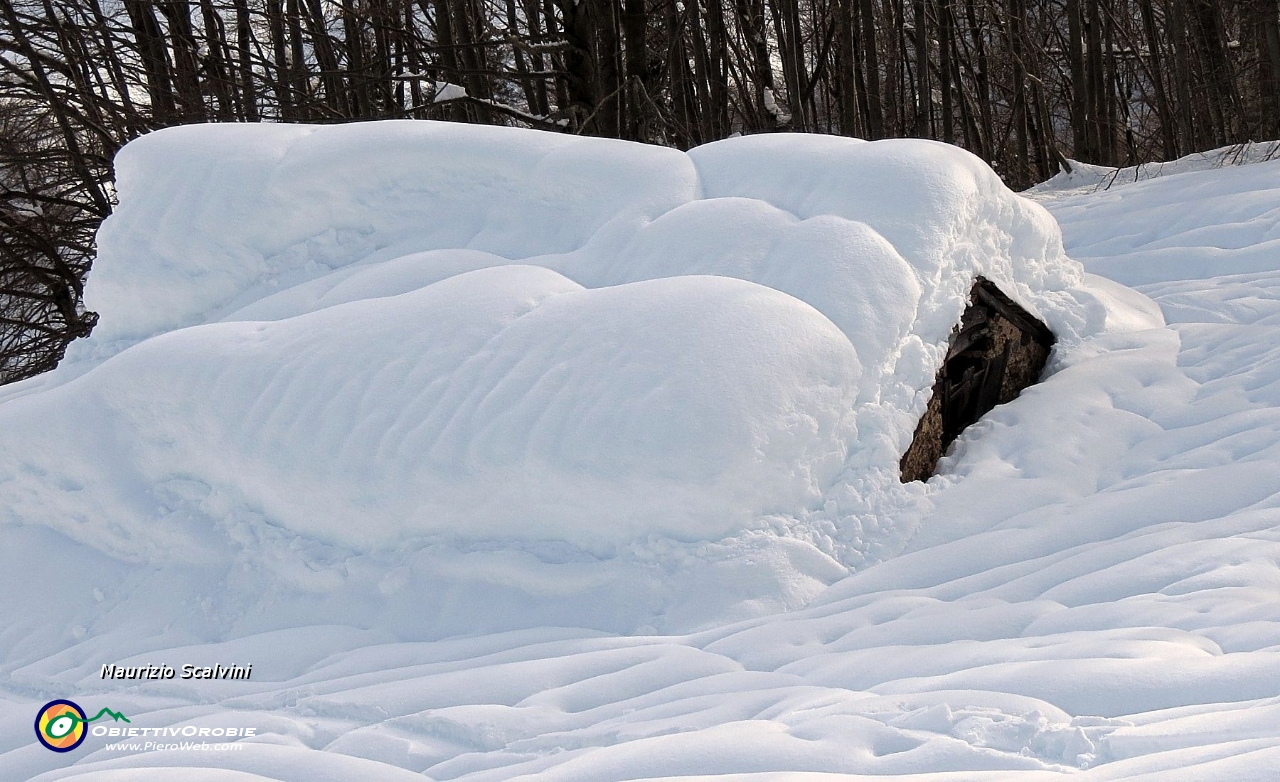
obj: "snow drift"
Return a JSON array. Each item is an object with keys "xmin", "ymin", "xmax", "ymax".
[
  {"xmin": 1030, "ymin": 141, "xmax": 1280, "ymax": 286},
  {"xmin": 19, "ymin": 123, "xmax": 1118, "ymax": 567},
  {"xmin": 11, "ymin": 127, "xmax": 1280, "ymax": 781}
]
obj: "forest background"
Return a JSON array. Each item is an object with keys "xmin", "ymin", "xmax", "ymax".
[{"xmin": 2, "ymin": 0, "xmax": 1277, "ymax": 382}]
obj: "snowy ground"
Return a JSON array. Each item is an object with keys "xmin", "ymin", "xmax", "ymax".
[{"xmin": 4, "ymin": 127, "xmax": 1280, "ymax": 779}]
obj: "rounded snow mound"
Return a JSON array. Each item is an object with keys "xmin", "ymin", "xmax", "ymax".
[
  {"xmin": 1, "ymin": 122, "xmax": 1148, "ymax": 631},
  {"xmin": 26, "ymin": 267, "xmax": 859, "ymax": 556}
]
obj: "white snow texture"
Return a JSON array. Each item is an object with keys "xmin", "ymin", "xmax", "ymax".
[{"xmin": 2, "ymin": 124, "xmax": 1279, "ymax": 780}]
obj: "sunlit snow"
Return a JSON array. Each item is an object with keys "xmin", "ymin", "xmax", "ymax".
[{"xmin": 3, "ymin": 125, "xmax": 1279, "ymax": 780}]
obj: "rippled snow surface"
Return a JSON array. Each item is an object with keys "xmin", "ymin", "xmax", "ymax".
[{"xmin": 4, "ymin": 127, "xmax": 1279, "ymax": 780}]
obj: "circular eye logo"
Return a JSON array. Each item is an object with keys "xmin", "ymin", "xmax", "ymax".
[{"xmin": 35, "ymin": 700, "xmax": 87, "ymax": 752}]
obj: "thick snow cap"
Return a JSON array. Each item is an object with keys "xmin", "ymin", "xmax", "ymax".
[{"xmin": 22, "ymin": 123, "xmax": 1128, "ymax": 580}]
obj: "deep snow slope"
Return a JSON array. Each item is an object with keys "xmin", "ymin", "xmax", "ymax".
[
  {"xmin": 1029, "ymin": 141, "xmax": 1280, "ymax": 286},
  {"xmin": 3, "ymin": 127, "xmax": 1280, "ymax": 780},
  {"xmin": 3, "ymin": 123, "xmax": 1117, "ymax": 637}
]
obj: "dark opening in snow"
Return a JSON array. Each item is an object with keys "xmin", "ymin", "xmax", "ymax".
[{"xmin": 900, "ymin": 278, "xmax": 1055, "ymax": 483}]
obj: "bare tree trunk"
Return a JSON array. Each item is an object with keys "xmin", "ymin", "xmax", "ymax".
[
  {"xmin": 859, "ymin": 0, "xmax": 884, "ymax": 137},
  {"xmin": 912, "ymin": 0, "xmax": 929, "ymax": 136},
  {"xmin": 198, "ymin": 0, "xmax": 235, "ymax": 119},
  {"xmin": 304, "ymin": 0, "xmax": 349, "ymax": 115},
  {"xmin": 559, "ymin": 0, "xmax": 602, "ymax": 132},
  {"xmin": 234, "ymin": 0, "xmax": 260, "ymax": 120},
  {"xmin": 962, "ymin": 0, "xmax": 991, "ymax": 158},
  {"xmin": 1007, "ymin": 0, "xmax": 1031, "ymax": 181},
  {"xmin": 622, "ymin": 0, "xmax": 652, "ymax": 140},
  {"xmin": 1138, "ymin": 0, "xmax": 1176, "ymax": 158},
  {"xmin": 157, "ymin": 0, "xmax": 206, "ymax": 119},
  {"xmin": 937, "ymin": 0, "xmax": 954, "ymax": 143}
]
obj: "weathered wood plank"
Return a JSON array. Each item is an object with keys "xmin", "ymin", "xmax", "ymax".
[{"xmin": 900, "ymin": 277, "xmax": 1055, "ymax": 483}]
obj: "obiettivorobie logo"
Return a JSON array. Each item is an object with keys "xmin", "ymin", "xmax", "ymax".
[
  {"xmin": 34, "ymin": 700, "xmax": 130, "ymax": 752},
  {"xmin": 34, "ymin": 699, "xmax": 257, "ymax": 754}
]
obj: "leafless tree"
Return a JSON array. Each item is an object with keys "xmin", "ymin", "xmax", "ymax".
[{"xmin": 2, "ymin": 0, "xmax": 1278, "ymax": 382}]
